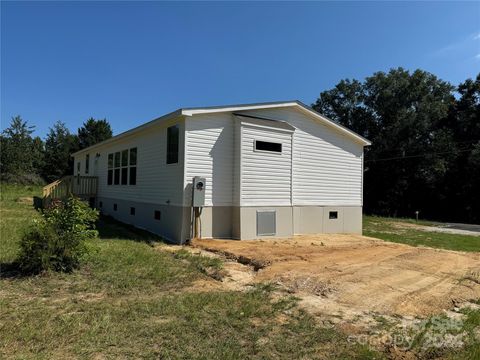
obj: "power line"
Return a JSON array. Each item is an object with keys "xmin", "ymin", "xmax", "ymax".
[
  {"xmin": 366, "ymin": 139, "xmax": 479, "ymax": 156},
  {"xmin": 365, "ymin": 148, "xmax": 476, "ymax": 163}
]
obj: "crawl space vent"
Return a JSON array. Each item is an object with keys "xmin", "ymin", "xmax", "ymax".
[{"xmin": 257, "ymin": 210, "xmax": 276, "ymax": 236}]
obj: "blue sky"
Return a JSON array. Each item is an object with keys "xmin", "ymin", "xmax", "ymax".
[{"xmin": 1, "ymin": 1, "xmax": 479, "ymax": 138}]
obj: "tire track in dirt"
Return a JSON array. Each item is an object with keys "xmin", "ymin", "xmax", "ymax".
[{"xmin": 192, "ymin": 235, "xmax": 480, "ymax": 317}]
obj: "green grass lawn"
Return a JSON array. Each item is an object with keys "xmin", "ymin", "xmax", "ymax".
[
  {"xmin": 0, "ymin": 184, "xmax": 379, "ymax": 359},
  {"xmin": 1, "ymin": 184, "xmax": 478, "ymax": 359},
  {"xmin": 363, "ymin": 215, "xmax": 480, "ymax": 252}
]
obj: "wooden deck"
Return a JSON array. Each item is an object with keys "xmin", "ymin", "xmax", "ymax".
[{"xmin": 43, "ymin": 175, "xmax": 98, "ymax": 205}]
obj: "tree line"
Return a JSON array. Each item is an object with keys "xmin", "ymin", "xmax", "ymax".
[
  {"xmin": 0, "ymin": 117, "xmax": 112, "ymax": 184},
  {"xmin": 1, "ymin": 68, "xmax": 479, "ymax": 223},
  {"xmin": 313, "ymin": 68, "xmax": 479, "ymax": 224}
]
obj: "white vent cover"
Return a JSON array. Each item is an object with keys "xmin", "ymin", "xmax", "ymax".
[{"xmin": 256, "ymin": 210, "xmax": 276, "ymax": 236}]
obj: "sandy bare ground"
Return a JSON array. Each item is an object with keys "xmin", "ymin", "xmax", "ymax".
[{"xmin": 191, "ymin": 235, "xmax": 480, "ymax": 318}]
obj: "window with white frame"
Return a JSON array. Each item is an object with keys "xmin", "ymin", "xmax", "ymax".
[{"xmin": 107, "ymin": 147, "xmax": 137, "ymax": 186}]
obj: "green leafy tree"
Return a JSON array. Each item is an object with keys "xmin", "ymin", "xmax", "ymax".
[
  {"xmin": 313, "ymin": 68, "xmax": 457, "ymax": 220},
  {"xmin": 31, "ymin": 136, "xmax": 45, "ymax": 174},
  {"xmin": 313, "ymin": 79, "xmax": 376, "ymax": 138},
  {"xmin": 0, "ymin": 116, "xmax": 45, "ymax": 183},
  {"xmin": 1, "ymin": 116, "xmax": 36, "ymax": 175},
  {"xmin": 77, "ymin": 118, "xmax": 112, "ymax": 150},
  {"xmin": 43, "ymin": 121, "xmax": 79, "ymax": 182},
  {"xmin": 442, "ymin": 74, "xmax": 480, "ymax": 222}
]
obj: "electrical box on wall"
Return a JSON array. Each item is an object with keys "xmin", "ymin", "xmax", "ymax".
[{"xmin": 192, "ymin": 176, "xmax": 206, "ymax": 207}]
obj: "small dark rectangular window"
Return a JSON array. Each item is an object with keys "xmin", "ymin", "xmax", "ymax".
[
  {"xmin": 167, "ymin": 125, "xmax": 179, "ymax": 164},
  {"xmin": 99, "ymin": 201, "xmax": 103, "ymax": 208},
  {"xmin": 108, "ymin": 154, "xmax": 114, "ymax": 169},
  {"xmin": 114, "ymin": 169, "xmax": 120, "ymax": 185},
  {"xmin": 121, "ymin": 168, "xmax": 128, "ymax": 185},
  {"xmin": 329, "ymin": 211, "xmax": 338, "ymax": 219},
  {"xmin": 113, "ymin": 203, "xmax": 118, "ymax": 211},
  {"xmin": 154, "ymin": 210, "xmax": 161, "ymax": 220},
  {"xmin": 255, "ymin": 140, "xmax": 282, "ymax": 153},
  {"xmin": 107, "ymin": 170, "xmax": 113, "ymax": 185},
  {"xmin": 130, "ymin": 207, "xmax": 135, "ymax": 215},
  {"xmin": 129, "ymin": 167, "xmax": 137, "ymax": 185},
  {"xmin": 85, "ymin": 154, "xmax": 90, "ymax": 174}
]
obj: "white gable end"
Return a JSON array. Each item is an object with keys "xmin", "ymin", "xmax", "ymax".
[
  {"xmin": 184, "ymin": 105, "xmax": 365, "ymax": 208},
  {"xmin": 241, "ymin": 106, "xmax": 364, "ymax": 206}
]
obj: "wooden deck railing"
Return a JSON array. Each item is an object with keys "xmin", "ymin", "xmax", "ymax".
[{"xmin": 43, "ymin": 175, "xmax": 98, "ymax": 204}]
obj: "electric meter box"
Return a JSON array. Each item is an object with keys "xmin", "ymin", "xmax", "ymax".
[{"xmin": 192, "ymin": 176, "xmax": 206, "ymax": 207}]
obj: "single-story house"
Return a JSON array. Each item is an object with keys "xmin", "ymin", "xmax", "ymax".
[{"xmin": 70, "ymin": 101, "xmax": 371, "ymax": 244}]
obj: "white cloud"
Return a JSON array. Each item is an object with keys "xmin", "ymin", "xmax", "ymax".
[{"xmin": 433, "ymin": 31, "xmax": 480, "ymax": 58}]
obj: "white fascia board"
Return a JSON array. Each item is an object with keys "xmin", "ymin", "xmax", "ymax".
[{"xmin": 181, "ymin": 102, "xmax": 298, "ymax": 116}]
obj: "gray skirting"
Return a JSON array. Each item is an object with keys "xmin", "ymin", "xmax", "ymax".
[{"xmin": 97, "ymin": 197, "xmax": 362, "ymax": 244}]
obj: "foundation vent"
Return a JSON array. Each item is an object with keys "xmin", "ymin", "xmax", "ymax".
[{"xmin": 257, "ymin": 210, "xmax": 276, "ymax": 236}]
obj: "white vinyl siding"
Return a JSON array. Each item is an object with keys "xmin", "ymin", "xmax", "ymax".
[
  {"xmin": 77, "ymin": 106, "xmax": 364, "ymax": 209},
  {"xmin": 74, "ymin": 119, "xmax": 185, "ymax": 206},
  {"xmin": 184, "ymin": 114, "xmax": 293, "ymax": 207},
  {"xmin": 75, "ymin": 160, "xmax": 81, "ymax": 176},
  {"xmin": 183, "ymin": 107, "xmax": 362, "ymax": 207},
  {"xmin": 241, "ymin": 107, "xmax": 364, "ymax": 206},
  {"xmin": 233, "ymin": 120, "xmax": 241, "ymax": 205},
  {"xmin": 240, "ymin": 123, "xmax": 292, "ymax": 206},
  {"xmin": 75, "ymin": 155, "xmax": 91, "ymax": 177},
  {"xmin": 184, "ymin": 113, "xmax": 234, "ymax": 206}
]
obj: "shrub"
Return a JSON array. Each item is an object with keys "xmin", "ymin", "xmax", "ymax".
[
  {"xmin": 0, "ymin": 172, "xmax": 45, "ymax": 185},
  {"xmin": 18, "ymin": 196, "xmax": 99, "ymax": 273}
]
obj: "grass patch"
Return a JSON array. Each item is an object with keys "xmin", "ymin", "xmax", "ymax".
[
  {"xmin": 368, "ymin": 307, "xmax": 480, "ymax": 359},
  {"xmin": 96, "ymin": 214, "xmax": 163, "ymax": 244},
  {"xmin": 0, "ymin": 184, "xmax": 42, "ymax": 264},
  {"xmin": 0, "ymin": 284, "xmax": 379, "ymax": 359},
  {"xmin": 364, "ymin": 215, "xmax": 480, "ymax": 252},
  {"xmin": 366, "ymin": 215, "xmax": 437, "ymax": 227},
  {"xmin": 445, "ymin": 307, "xmax": 480, "ymax": 360},
  {"xmin": 0, "ymin": 185, "xmax": 381, "ymax": 359},
  {"xmin": 173, "ymin": 249, "xmax": 224, "ymax": 280}
]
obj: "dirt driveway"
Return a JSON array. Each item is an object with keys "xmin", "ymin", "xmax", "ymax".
[{"xmin": 192, "ymin": 235, "xmax": 480, "ymax": 318}]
